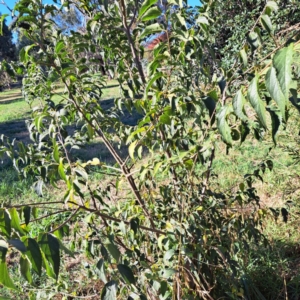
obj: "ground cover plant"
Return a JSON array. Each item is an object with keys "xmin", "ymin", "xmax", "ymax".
[{"xmin": 0, "ymin": 0, "xmax": 300, "ymax": 299}]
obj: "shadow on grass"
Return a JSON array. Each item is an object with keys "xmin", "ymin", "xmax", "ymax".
[
  {"xmin": 244, "ymin": 234, "xmax": 300, "ymax": 299},
  {"xmin": 0, "ymin": 97, "xmax": 24, "ymax": 105},
  {"xmin": 0, "ymin": 97, "xmax": 144, "ymax": 168}
]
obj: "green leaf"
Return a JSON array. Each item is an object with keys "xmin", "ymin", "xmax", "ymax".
[
  {"xmin": 233, "ymin": 89, "xmax": 248, "ymax": 121},
  {"xmin": 23, "ymin": 206, "xmax": 31, "ymax": 226},
  {"xmin": 196, "ymin": 16, "xmax": 209, "ymax": 25},
  {"xmin": 57, "ymin": 239, "xmax": 74, "ymax": 258},
  {"xmin": 75, "ymin": 167, "xmax": 88, "ymax": 181},
  {"xmin": 161, "ymin": 268, "xmax": 176, "ymax": 279},
  {"xmin": 55, "ymin": 41, "xmax": 65, "ymax": 54},
  {"xmin": 140, "ymin": 24, "xmax": 164, "ymax": 40},
  {"xmin": 153, "ymin": 162, "xmax": 163, "ymax": 176},
  {"xmin": 239, "ymin": 48, "xmax": 248, "ymax": 68},
  {"xmin": 96, "ymin": 258, "xmax": 107, "ymax": 283},
  {"xmin": 10, "ymin": 208, "xmax": 25, "ymax": 235},
  {"xmin": 145, "ymin": 72, "xmax": 163, "ymax": 97},
  {"xmin": 128, "ymin": 140, "xmax": 138, "ymax": 160},
  {"xmin": 142, "ymin": 7, "xmax": 161, "ymax": 21},
  {"xmin": 247, "ymin": 31, "xmax": 260, "ymax": 51},
  {"xmin": 39, "ymin": 234, "xmax": 60, "ymax": 280},
  {"xmin": 159, "ymin": 113, "xmax": 171, "ymax": 125},
  {"xmin": 0, "ymin": 240, "xmax": 8, "ymax": 260},
  {"xmin": 175, "ymin": 12, "xmax": 186, "ymax": 28},
  {"xmin": 0, "ymin": 261, "xmax": 16, "ymax": 289},
  {"xmin": 163, "ymin": 249, "xmax": 175, "ymax": 264},
  {"xmin": 203, "ymin": 96, "xmax": 216, "ymax": 125},
  {"xmin": 20, "ymin": 256, "xmax": 32, "ymax": 283},
  {"xmin": 0, "ymin": 209, "xmax": 11, "ymax": 238},
  {"xmin": 101, "ymin": 280, "xmax": 117, "ymax": 300},
  {"xmin": 117, "ymin": 264, "xmax": 136, "ymax": 285},
  {"xmin": 273, "ymin": 44, "xmax": 294, "ymax": 100},
  {"xmin": 217, "ymin": 105, "xmax": 233, "ymax": 146},
  {"xmin": 247, "ymin": 74, "xmax": 267, "ymax": 129},
  {"xmin": 53, "ymin": 144, "xmax": 60, "ymax": 163},
  {"xmin": 265, "ymin": 66, "xmax": 286, "ymax": 119},
  {"xmin": 261, "ymin": 15, "xmax": 273, "ymax": 35},
  {"xmin": 22, "ymin": 237, "xmax": 42, "ymax": 276},
  {"xmin": 35, "ymin": 115, "xmax": 44, "ymax": 134},
  {"xmin": 265, "ymin": 1, "xmax": 278, "ymax": 12},
  {"xmin": 58, "ymin": 158, "xmax": 67, "ymax": 182},
  {"xmin": 0, "ymin": 14, "xmax": 9, "ymax": 35},
  {"xmin": 8, "ymin": 239, "xmax": 26, "ymax": 253},
  {"xmin": 139, "ymin": 0, "xmax": 158, "ymax": 18},
  {"xmin": 268, "ymin": 107, "xmax": 281, "ymax": 145},
  {"xmin": 106, "ymin": 243, "xmax": 120, "ymax": 262}
]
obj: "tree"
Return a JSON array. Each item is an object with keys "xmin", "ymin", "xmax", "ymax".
[
  {"xmin": 0, "ymin": 14, "xmax": 15, "ymax": 61},
  {"xmin": 0, "ymin": 14, "xmax": 16, "ymax": 89},
  {"xmin": 53, "ymin": 4, "xmax": 85, "ymax": 34},
  {"xmin": 207, "ymin": 0, "xmax": 300, "ymax": 69},
  {"xmin": 0, "ymin": 0, "xmax": 299, "ymax": 298}
]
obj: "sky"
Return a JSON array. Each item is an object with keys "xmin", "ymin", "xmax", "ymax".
[{"xmin": 0, "ymin": 0, "xmax": 202, "ymax": 25}]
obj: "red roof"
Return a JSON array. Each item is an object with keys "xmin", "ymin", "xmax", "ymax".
[{"xmin": 144, "ymin": 32, "xmax": 168, "ymax": 50}]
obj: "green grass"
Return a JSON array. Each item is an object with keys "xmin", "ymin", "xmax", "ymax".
[
  {"xmin": 0, "ymin": 88, "xmax": 64, "ymax": 123},
  {"xmin": 0, "ymin": 80, "xmax": 120, "ymax": 123}
]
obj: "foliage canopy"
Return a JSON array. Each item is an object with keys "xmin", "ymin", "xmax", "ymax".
[{"xmin": 0, "ymin": 0, "xmax": 300, "ymax": 298}]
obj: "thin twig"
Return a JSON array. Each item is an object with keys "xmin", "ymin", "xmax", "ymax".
[
  {"xmin": 200, "ymin": 147, "xmax": 215, "ymax": 203},
  {"xmin": 5, "ymin": 200, "xmax": 63, "ymax": 208},
  {"xmin": 68, "ymin": 200, "xmax": 166, "ymax": 235},
  {"xmin": 21, "ymin": 209, "xmax": 69, "ymax": 225},
  {"xmin": 48, "ymin": 207, "xmax": 80, "ymax": 233}
]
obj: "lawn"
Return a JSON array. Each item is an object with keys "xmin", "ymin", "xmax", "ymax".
[{"xmin": 0, "ymin": 80, "xmax": 120, "ymax": 123}]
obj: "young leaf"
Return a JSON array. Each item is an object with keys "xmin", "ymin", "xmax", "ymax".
[
  {"xmin": 101, "ymin": 280, "xmax": 117, "ymax": 300},
  {"xmin": 0, "ymin": 261, "xmax": 16, "ymax": 290},
  {"xmin": 117, "ymin": 264, "xmax": 136, "ymax": 285},
  {"xmin": 247, "ymin": 75, "xmax": 267, "ymax": 129},
  {"xmin": 216, "ymin": 105, "xmax": 233, "ymax": 146},
  {"xmin": 265, "ymin": 66, "xmax": 286, "ymax": 119}
]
